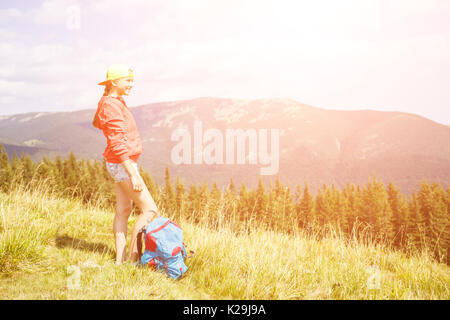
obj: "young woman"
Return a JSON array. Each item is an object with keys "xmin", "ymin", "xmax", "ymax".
[{"xmin": 92, "ymin": 64, "xmax": 158, "ymax": 264}]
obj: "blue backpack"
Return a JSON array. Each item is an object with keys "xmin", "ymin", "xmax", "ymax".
[{"xmin": 136, "ymin": 217, "xmax": 192, "ymax": 280}]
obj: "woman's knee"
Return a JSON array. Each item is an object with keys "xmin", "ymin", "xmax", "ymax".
[
  {"xmin": 141, "ymin": 209, "xmax": 158, "ymax": 220},
  {"xmin": 115, "ymin": 182, "xmax": 133, "ymax": 218},
  {"xmin": 116, "ymin": 204, "xmax": 132, "ymax": 218},
  {"xmin": 117, "ymin": 179, "xmax": 158, "ymax": 213}
]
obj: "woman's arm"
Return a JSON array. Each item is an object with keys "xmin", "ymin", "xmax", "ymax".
[
  {"xmin": 121, "ymin": 158, "xmax": 139, "ymax": 177},
  {"xmin": 121, "ymin": 159, "xmax": 145, "ymax": 192},
  {"xmin": 98, "ymin": 101, "xmax": 131, "ymax": 162}
]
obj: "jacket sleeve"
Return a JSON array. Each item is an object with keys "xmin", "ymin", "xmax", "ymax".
[{"xmin": 97, "ymin": 100, "xmax": 130, "ymax": 162}]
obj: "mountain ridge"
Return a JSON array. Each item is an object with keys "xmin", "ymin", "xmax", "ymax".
[{"xmin": 1, "ymin": 97, "xmax": 449, "ymax": 195}]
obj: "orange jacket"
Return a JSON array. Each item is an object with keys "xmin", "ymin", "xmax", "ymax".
[{"xmin": 93, "ymin": 96, "xmax": 143, "ymax": 163}]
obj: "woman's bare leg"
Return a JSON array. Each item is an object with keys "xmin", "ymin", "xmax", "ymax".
[
  {"xmin": 128, "ymin": 211, "xmax": 158, "ymax": 262},
  {"xmin": 116, "ymin": 178, "xmax": 159, "ymax": 262},
  {"xmin": 113, "ymin": 182, "xmax": 133, "ymax": 264}
]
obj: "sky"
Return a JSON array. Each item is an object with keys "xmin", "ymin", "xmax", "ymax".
[{"xmin": 0, "ymin": 0, "xmax": 449, "ymax": 125}]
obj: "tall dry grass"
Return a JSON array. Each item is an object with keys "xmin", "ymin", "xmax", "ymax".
[{"xmin": 1, "ymin": 178, "xmax": 449, "ymax": 299}]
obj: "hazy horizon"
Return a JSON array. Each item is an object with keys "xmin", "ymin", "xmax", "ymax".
[{"xmin": 1, "ymin": 0, "xmax": 450, "ymax": 125}]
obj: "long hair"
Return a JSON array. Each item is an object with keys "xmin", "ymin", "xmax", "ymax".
[
  {"xmin": 92, "ymin": 81, "xmax": 113, "ymax": 129},
  {"xmin": 102, "ymin": 81, "xmax": 113, "ymax": 96}
]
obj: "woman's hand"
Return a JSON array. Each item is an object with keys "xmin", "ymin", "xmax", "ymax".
[
  {"xmin": 120, "ymin": 159, "xmax": 145, "ymax": 192},
  {"xmin": 130, "ymin": 173, "xmax": 144, "ymax": 192}
]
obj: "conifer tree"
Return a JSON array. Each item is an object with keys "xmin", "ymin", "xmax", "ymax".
[
  {"xmin": 274, "ymin": 175, "xmax": 282, "ymax": 198},
  {"xmin": 209, "ymin": 181, "xmax": 223, "ymax": 228},
  {"xmin": 140, "ymin": 169, "xmax": 160, "ymax": 206},
  {"xmin": 228, "ymin": 177, "xmax": 236, "ymax": 194},
  {"xmin": 297, "ymin": 182, "xmax": 314, "ymax": 232},
  {"xmin": 315, "ymin": 184, "xmax": 337, "ymax": 229},
  {"xmin": 210, "ymin": 182, "xmax": 221, "ymax": 203},
  {"xmin": 10, "ymin": 152, "xmax": 22, "ymax": 187},
  {"xmin": 82, "ymin": 158, "xmax": 99, "ymax": 205},
  {"xmin": 429, "ymin": 183, "xmax": 450, "ymax": 262},
  {"xmin": 63, "ymin": 152, "xmax": 79, "ymax": 198},
  {"xmin": 266, "ymin": 181, "xmax": 276, "ymax": 229},
  {"xmin": 327, "ymin": 184, "xmax": 341, "ymax": 228},
  {"xmin": 255, "ymin": 177, "xmax": 267, "ymax": 220},
  {"xmin": 341, "ymin": 184, "xmax": 356, "ymax": 234},
  {"xmin": 98, "ymin": 159, "xmax": 116, "ymax": 209},
  {"xmin": 0, "ymin": 144, "xmax": 12, "ymax": 192},
  {"xmin": 164, "ymin": 166, "xmax": 175, "ymax": 214},
  {"xmin": 35, "ymin": 155, "xmax": 54, "ymax": 186},
  {"xmin": 237, "ymin": 183, "xmax": 250, "ymax": 230},
  {"xmin": 338, "ymin": 190, "xmax": 351, "ymax": 235},
  {"xmin": 294, "ymin": 185, "xmax": 302, "ymax": 229},
  {"xmin": 270, "ymin": 177, "xmax": 290, "ymax": 232},
  {"xmin": 282, "ymin": 185, "xmax": 295, "ymax": 234},
  {"xmin": 314, "ymin": 188, "xmax": 326, "ymax": 227},
  {"xmin": 361, "ymin": 176, "xmax": 393, "ymax": 243},
  {"xmin": 387, "ymin": 182, "xmax": 409, "ymax": 248},
  {"xmin": 406, "ymin": 192, "xmax": 425, "ymax": 251},
  {"xmin": 187, "ymin": 185, "xmax": 199, "ymax": 223},
  {"xmin": 22, "ymin": 154, "xmax": 36, "ymax": 187},
  {"xmin": 446, "ymin": 186, "xmax": 450, "ymax": 262},
  {"xmin": 210, "ymin": 182, "xmax": 222, "ymax": 206},
  {"xmin": 174, "ymin": 177, "xmax": 186, "ymax": 220},
  {"xmin": 77, "ymin": 159, "xmax": 91, "ymax": 203},
  {"xmin": 223, "ymin": 177, "xmax": 238, "ymax": 225},
  {"xmin": 54, "ymin": 155, "xmax": 64, "ymax": 190},
  {"xmin": 417, "ymin": 181, "xmax": 437, "ymax": 251},
  {"xmin": 331, "ymin": 187, "xmax": 349, "ymax": 234},
  {"xmin": 446, "ymin": 187, "xmax": 450, "ymax": 214},
  {"xmin": 198, "ymin": 182, "xmax": 210, "ymax": 223}
]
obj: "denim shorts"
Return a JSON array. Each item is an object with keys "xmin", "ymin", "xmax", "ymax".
[{"xmin": 106, "ymin": 161, "xmax": 141, "ymax": 183}]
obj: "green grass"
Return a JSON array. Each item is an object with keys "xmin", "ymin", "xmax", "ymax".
[{"xmin": 0, "ymin": 183, "xmax": 449, "ymax": 299}]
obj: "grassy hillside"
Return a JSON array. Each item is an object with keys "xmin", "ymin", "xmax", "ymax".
[{"xmin": 0, "ymin": 182, "xmax": 449, "ymax": 300}]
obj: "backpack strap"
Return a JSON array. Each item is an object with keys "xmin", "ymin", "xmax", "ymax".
[
  {"xmin": 182, "ymin": 242, "xmax": 195, "ymax": 259},
  {"xmin": 186, "ymin": 250, "xmax": 195, "ymax": 259},
  {"xmin": 136, "ymin": 226, "xmax": 147, "ymax": 261}
]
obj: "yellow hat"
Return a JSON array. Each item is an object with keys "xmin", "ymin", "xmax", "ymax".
[{"xmin": 98, "ymin": 64, "xmax": 134, "ymax": 85}]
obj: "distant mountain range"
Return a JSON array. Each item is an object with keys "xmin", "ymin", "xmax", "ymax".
[{"xmin": 1, "ymin": 97, "xmax": 449, "ymax": 195}]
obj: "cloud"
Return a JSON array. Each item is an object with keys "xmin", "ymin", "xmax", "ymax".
[
  {"xmin": 388, "ymin": 0, "xmax": 450, "ymax": 16},
  {"xmin": 0, "ymin": 79, "xmax": 25, "ymax": 95},
  {"xmin": 31, "ymin": 0, "xmax": 79, "ymax": 25},
  {"xmin": 0, "ymin": 27, "xmax": 22, "ymax": 41},
  {"xmin": 0, "ymin": 8, "xmax": 23, "ymax": 21}
]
